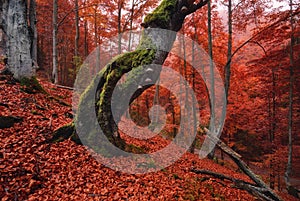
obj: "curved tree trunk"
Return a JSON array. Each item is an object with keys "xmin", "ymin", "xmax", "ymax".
[
  {"xmin": 1, "ymin": 0, "xmax": 35, "ymax": 80},
  {"xmin": 54, "ymin": 0, "xmax": 209, "ymax": 150}
]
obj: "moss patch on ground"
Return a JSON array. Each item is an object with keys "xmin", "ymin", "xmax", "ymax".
[{"xmin": 20, "ymin": 77, "xmax": 47, "ymax": 94}]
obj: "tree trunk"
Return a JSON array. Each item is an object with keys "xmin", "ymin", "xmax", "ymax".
[
  {"xmin": 225, "ymin": 0, "xmax": 232, "ymax": 99},
  {"xmin": 54, "ymin": 0, "xmax": 209, "ymax": 151},
  {"xmin": 52, "ymin": 0, "xmax": 58, "ymax": 84},
  {"xmin": 207, "ymin": 0, "xmax": 216, "ymax": 159},
  {"xmin": 29, "ymin": 0, "xmax": 38, "ymax": 65},
  {"xmin": 285, "ymin": 0, "xmax": 298, "ymax": 198},
  {"xmin": 84, "ymin": 20, "xmax": 88, "ymax": 57},
  {"xmin": 188, "ymin": 14, "xmax": 197, "ymax": 154},
  {"xmin": 74, "ymin": 0, "xmax": 79, "ymax": 57},
  {"xmin": 1, "ymin": 0, "xmax": 35, "ymax": 80},
  {"xmin": 117, "ymin": 0, "xmax": 124, "ymax": 54},
  {"xmin": 93, "ymin": 7, "xmax": 100, "ymax": 74}
]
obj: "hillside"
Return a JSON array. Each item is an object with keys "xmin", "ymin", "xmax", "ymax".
[{"xmin": 0, "ymin": 73, "xmax": 297, "ymax": 200}]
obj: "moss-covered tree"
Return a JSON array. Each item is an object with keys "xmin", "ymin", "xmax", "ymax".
[{"xmin": 52, "ymin": 0, "xmax": 209, "ymax": 151}]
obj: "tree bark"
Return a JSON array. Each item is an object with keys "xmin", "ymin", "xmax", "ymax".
[
  {"xmin": 29, "ymin": 0, "xmax": 38, "ymax": 65},
  {"xmin": 1, "ymin": 0, "xmax": 35, "ymax": 80},
  {"xmin": 207, "ymin": 0, "xmax": 216, "ymax": 159},
  {"xmin": 74, "ymin": 0, "xmax": 79, "ymax": 57},
  {"xmin": 52, "ymin": 0, "xmax": 58, "ymax": 84},
  {"xmin": 285, "ymin": 0, "xmax": 298, "ymax": 198},
  {"xmin": 225, "ymin": 0, "xmax": 232, "ymax": 100},
  {"xmin": 191, "ymin": 169, "xmax": 277, "ymax": 201},
  {"xmin": 117, "ymin": 0, "xmax": 124, "ymax": 54},
  {"xmin": 54, "ymin": 0, "xmax": 209, "ymax": 150}
]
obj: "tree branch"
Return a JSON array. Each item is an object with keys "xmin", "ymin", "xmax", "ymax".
[
  {"xmin": 200, "ymin": 128, "xmax": 283, "ymax": 201},
  {"xmin": 188, "ymin": 0, "xmax": 209, "ymax": 15}
]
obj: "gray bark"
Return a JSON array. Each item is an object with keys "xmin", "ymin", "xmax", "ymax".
[
  {"xmin": 1, "ymin": 0, "xmax": 35, "ymax": 80},
  {"xmin": 117, "ymin": 0, "xmax": 124, "ymax": 54},
  {"xmin": 52, "ymin": 0, "xmax": 58, "ymax": 84},
  {"xmin": 207, "ymin": 0, "xmax": 216, "ymax": 159},
  {"xmin": 74, "ymin": 0, "xmax": 79, "ymax": 57},
  {"xmin": 74, "ymin": 0, "xmax": 209, "ymax": 150},
  {"xmin": 285, "ymin": 0, "xmax": 297, "ymax": 198},
  {"xmin": 29, "ymin": 0, "xmax": 37, "ymax": 64}
]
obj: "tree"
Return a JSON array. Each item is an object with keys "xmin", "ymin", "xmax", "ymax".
[
  {"xmin": 224, "ymin": 0, "xmax": 232, "ymax": 100},
  {"xmin": 74, "ymin": 0, "xmax": 79, "ymax": 58},
  {"xmin": 0, "ymin": 0, "xmax": 36, "ymax": 80},
  {"xmin": 52, "ymin": 0, "xmax": 58, "ymax": 84},
  {"xmin": 285, "ymin": 0, "xmax": 298, "ymax": 198},
  {"xmin": 53, "ymin": 0, "xmax": 209, "ymax": 150},
  {"xmin": 29, "ymin": 0, "xmax": 38, "ymax": 64},
  {"xmin": 226, "ymin": 2, "xmax": 300, "ymax": 193}
]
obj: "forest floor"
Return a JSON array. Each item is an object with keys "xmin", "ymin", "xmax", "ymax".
[{"xmin": 0, "ymin": 74, "xmax": 298, "ymax": 200}]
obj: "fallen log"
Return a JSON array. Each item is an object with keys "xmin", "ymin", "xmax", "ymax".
[
  {"xmin": 191, "ymin": 128, "xmax": 283, "ymax": 201},
  {"xmin": 191, "ymin": 169, "xmax": 276, "ymax": 201}
]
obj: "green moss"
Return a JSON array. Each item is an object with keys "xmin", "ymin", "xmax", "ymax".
[
  {"xmin": 97, "ymin": 48, "xmax": 156, "ymax": 113},
  {"xmin": 173, "ymin": 173, "xmax": 181, "ymax": 180},
  {"xmin": 20, "ymin": 77, "xmax": 46, "ymax": 94},
  {"xmin": 75, "ymin": 1, "xmax": 164, "ymax": 153},
  {"xmin": 143, "ymin": 0, "xmax": 177, "ymax": 29},
  {"xmin": 50, "ymin": 122, "xmax": 80, "ymax": 144},
  {"xmin": 125, "ymin": 144, "xmax": 145, "ymax": 154}
]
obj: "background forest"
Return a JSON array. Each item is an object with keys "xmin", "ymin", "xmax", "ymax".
[
  {"xmin": 0, "ymin": 0, "xmax": 300, "ymax": 200},
  {"xmin": 36, "ymin": 0, "xmax": 300, "ymax": 188}
]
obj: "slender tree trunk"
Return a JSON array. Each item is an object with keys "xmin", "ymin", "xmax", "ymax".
[
  {"xmin": 52, "ymin": 0, "xmax": 58, "ymax": 84},
  {"xmin": 117, "ymin": 0, "xmax": 123, "ymax": 54},
  {"xmin": 207, "ymin": 0, "xmax": 216, "ymax": 159},
  {"xmin": 189, "ymin": 14, "xmax": 197, "ymax": 154},
  {"xmin": 93, "ymin": 7, "xmax": 100, "ymax": 75},
  {"xmin": 83, "ymin": 0, "xmax": 88, "ymax": 57},
  {"xmin": 182, "ymin": 25, "xmax": 191, "ymax": 147},
  {"xmin": 269, "ymin": 67, "xmax": 276, "ymax": 189},
  {"xmin": 127, "ymin": 0, "xmax": 135, "ymax": 51},
  {"xmin": 225, "ymin": 0, "xmax": 232, "ymax": 99},
  {"xmin": 74, "ymin": 0, "xmax": 79, "ymax": 57},
  {"xmin": 29, "ymin": 0, "xmax": 37, "ymax": 65},
  {"xmin": 84, "ymin": 20, "xmax": 88, "ymax": 57},
  {"xmin": 285, "ymin": 0, "xmax": 297, "ymax": 198}
]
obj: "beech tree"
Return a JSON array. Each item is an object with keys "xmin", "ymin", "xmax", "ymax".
[
  {"xmin": 0, "ymin": 0, "xmax": 36, "ymax": 80},
  {"xmin": 53, "ymin": 0, "xmax": 210, "ymax": 148},
  {"xmin": 50, "ymin": 1, "xmax": 286, "ymax": 200}
]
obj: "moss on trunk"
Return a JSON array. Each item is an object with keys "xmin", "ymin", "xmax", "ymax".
[
  {"xmin": 53, "ymin": 0, "xmax": 209, "ymax": 154},
  {"xmin": 50, "ymin": 122, "xmax": 81, "ymax": 144}
]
